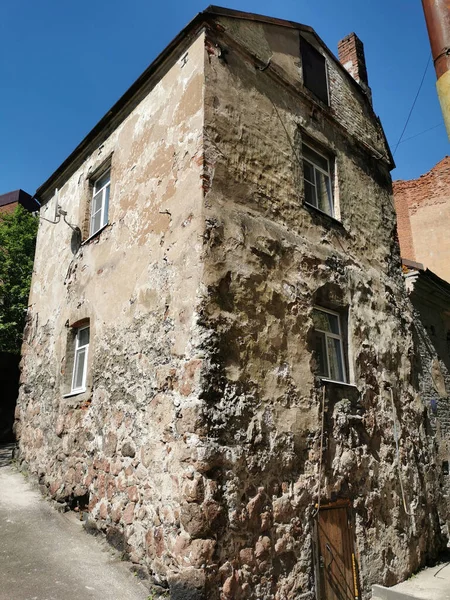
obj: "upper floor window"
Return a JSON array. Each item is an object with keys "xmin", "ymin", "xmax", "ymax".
[
  {"xmin": 300, "ymin": 37, "xmax": 329, "ymax": 105},
  {"xmin": 71, "ymin": 325, "xmax": 90, "ymax": 393},
  {"xmin": 303, "ymin": 144, "xmax": 334, "ymax": 217},
  {"xmin": 312, "ymin": 307, "xmax": 346, "ymax": 382},
  {"xmin": 90, "ymin": 170, "xmax": 110, "ymax": 236}
]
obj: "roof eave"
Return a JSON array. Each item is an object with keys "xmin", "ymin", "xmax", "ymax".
[
  {"xmin": 36, "ymin": 11, "xmax": 210, "ymax": 204},
  {"xmin": 36, "ymin": 5, "xmax": 394, "ymax": 200}
]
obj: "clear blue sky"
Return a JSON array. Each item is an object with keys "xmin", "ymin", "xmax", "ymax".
[{"xmin": 1, "ymin": 0, "xmax": 448, "ymax": 195}]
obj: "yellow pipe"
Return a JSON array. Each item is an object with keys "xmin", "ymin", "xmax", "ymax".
[
  {"xmin": 437, "ymin": 70, "xmax": 450, "ymax": 139},
  {"xmin": 351, "ymin": 552, "xmax": 359, "ymax": 600}
]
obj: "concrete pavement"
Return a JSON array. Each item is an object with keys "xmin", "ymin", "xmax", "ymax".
[
  {"xmin": 0, "ymin": 444, "xmax": 150, "ymax": 600},
  {"xmin": 373, "ymin": 562, "xmax": 450, "ymax": 600}
]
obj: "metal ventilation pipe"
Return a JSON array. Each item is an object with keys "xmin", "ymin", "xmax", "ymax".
[{"xmin": 422, "ymin": 0, "xmax": 450, "ymax": 139}]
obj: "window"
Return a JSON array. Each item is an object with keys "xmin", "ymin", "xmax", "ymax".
[
  {"xmin": 300, "ymin": 37, "xmax": 329, "ymax": 105},
  {"xmin": 312, "ymin": 307, "xmax": 346, "ymax": 382},
  {"xmin": 71, "ymin": 325, "xmax": 90, "ymax": 393},
  {"xmin": 303, "ymin": 144, "xmax": 334, "ymax": 217},
  {"xmin": 90, "ymin": 170, "xmax": 110, "ymax": 236}
]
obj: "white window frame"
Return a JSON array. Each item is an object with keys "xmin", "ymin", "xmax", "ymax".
[
  {"xmin": 313, "ymin": 306, "xmax": 346, "ymax": 383},
  {"xmin": 71, "ymin": 325, "xmax": 89, "ymax": 393},
  {"xmin": 303, "ymin": 144, "xmax": 334, "ymax": 217},
  {"xmin": 90, "ymin": 170, "xmax": 110, "ymax": 236}
]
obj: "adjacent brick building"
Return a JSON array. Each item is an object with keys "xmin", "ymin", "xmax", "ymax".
[
  {"xmin": 0, "ymin": 189, "xmax": 39, "ymax": 214},
  {"xmin": 15, "ymin": 7, "xmax": 448, "ymax": 599},
  {"xmin": 393, "ymin": 157, "xmax": 450, "ymax": 282}
]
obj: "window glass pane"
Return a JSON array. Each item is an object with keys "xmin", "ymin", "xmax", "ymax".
[
  {"xmin": 78, "ymin": 327, "xmax": 89, "ymax": 347},
  {"xmin": 312, "ymin": 309, "xmax": 339, "ymax": 334},
  {"xmin": 102, "ymin": 185, "xmax": 110, "ymax": 227},
  {"xmin": 304, "ymin": 181, "xmax": 317, "ymax": 207},
  {"xmin": 315, "ymin": 332, "xmax": 328, "ymax": 377},
  {"xmin": 91, "ymin": 210, "xmax": 102, "ymax": 234},
  {"xmin": 327, "ymin": 337, "xmax": 344, "ymax": 381},
  {"xmin": 303, "ymin": 160, "xmax": 315, "ymax": 184},
  {"xmin": 303, "ymin": 146, "xmax": 329, "ymax": 173},
  {"xmin": 94, "ymin": 171, "xmax": 110, "ymax": 192},
  {"xmin": 92, "ymin": 192, "xmax": 103, "ymax": 216},
  {"xmin": 73, "ymin": 348, "xmax": 86, "ymax": 390},
  {"xmin": 315, "ymin": 171, "xmax": 333, "ymax": 215}
]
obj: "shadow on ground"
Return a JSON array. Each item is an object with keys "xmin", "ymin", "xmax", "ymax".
[{"xmin": 0, "ymin": 444, "xmax": 14, "ymax": 468}]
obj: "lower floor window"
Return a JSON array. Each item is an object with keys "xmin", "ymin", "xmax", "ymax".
[
  {"xmin": 71, "ymin": 325, "xmax": 90, "ymax": 392},
  {"xmin": 312, "ymin": 307, "xmax": 346, "ymax": 382}
]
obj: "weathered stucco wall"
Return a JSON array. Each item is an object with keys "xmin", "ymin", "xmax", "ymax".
[
  {"xmin": 197, "ymin": 18, "xmax": 445, "ymax": 600},
  {"xmin": 16, "ymin": 31, "xmax": 211, "ymax": 583},
  {"xmin": 405, "ymin": 271, "xmax": 450, "ymax": 521},
  {"xmin": 15, "ymin": 13, "xmax": 447, "ymax": 600}
]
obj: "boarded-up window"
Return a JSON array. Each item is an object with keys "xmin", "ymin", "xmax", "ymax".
[{"xmin": 300, "ymin": 37, "xmax": 328, "ymax": 105}]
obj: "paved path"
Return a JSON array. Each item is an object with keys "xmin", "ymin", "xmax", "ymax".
[
  {"xmin": 391, "ymin": 562, "xmax": 450, "ymax": 599},
  {"xmin": 0, "ymin": 444, "xmax": 149, "ymax": 600},
  {"xmin": 373, "ymin": 561, "xmax": 450, "ymax": 600}
]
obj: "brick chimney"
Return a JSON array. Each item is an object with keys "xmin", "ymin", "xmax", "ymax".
[{"xmin": 338, "ymin": 33, "xmax": 372, "ymax": 103}]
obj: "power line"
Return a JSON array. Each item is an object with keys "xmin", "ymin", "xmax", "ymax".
[
  {"xmin": 393, "ymin": 53, "xmax": 432, "ymax": 156},
  {"xmin": 397, "ymin": 122, "xmax": 444, "ymax": 145}
]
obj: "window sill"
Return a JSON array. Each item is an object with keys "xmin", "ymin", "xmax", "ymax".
[
  {"xmin": 303, "ymin": 201, "xmax": 344, "ymax": 228},
  {"xmin": 82, "ymin": 223, "xmax": 109, "ymax": 245},
  {"xmin": 301, "ymin": 84, "xmax": 331, "ymax": 112},
  {"xmin": 63, "ymin": 389, "xmax": 86, "ymax": 398},
  {"xmin": 319, "ymin": 378, "xmax": 358, "ymax": 389}
]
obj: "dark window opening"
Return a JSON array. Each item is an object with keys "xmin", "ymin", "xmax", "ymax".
[
  {"xmin": 443, "ymin": 461, "xmax": 449, "ymax": 476},
  {"xmin": 300, "ymin": 37, "xmax": 329, "ymax": 105}
]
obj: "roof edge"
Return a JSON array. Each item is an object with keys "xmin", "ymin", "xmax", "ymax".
[
  {"xmin": 36, "ymin": 11, "xmax": 209, "ymax": 203},
  {"xmin": 36, "ymin": 5, "xmax": 393, "ymax": 200}
]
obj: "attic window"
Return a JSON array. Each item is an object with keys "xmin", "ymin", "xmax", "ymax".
[{"xmin": 300, "ymin": 37, "xmax": 329, "ymax": 105}]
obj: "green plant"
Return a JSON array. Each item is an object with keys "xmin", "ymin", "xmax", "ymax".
[{"xmin": 0, "ymin": 205, "xmax": 38, "ymax": 353}]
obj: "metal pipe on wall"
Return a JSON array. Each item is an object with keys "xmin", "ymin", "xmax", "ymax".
[{"xmin": 422, "ymin": 0, "xmax": 450, "ymax": 139}]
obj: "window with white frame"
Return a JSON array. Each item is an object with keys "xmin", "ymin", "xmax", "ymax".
[
  {"xmin": 303, "ymin": 145, "xmax": 334, "ymax": 217},
  {"xmin": 90, "ymin": 170, "xmax": 110, "ymax": 236},
  {"xmin": 71, "ymin": 325, "xmax": 90, "ymax": 393},
  {"xmin": 312, "ymin": 307, "xmax": 346, "ymax": 382}
]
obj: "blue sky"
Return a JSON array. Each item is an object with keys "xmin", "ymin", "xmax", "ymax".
[{"xmin": 1, "ymin": 0, "xmax": 448, "ymax": 195}]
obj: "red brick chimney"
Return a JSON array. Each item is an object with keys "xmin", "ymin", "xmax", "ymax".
[{"xmin": 338, "ymin": 33, "xmax": 372, "ymax": 103}]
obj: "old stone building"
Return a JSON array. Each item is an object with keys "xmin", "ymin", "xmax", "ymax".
[
  {"xmin": 16, "ymin": 7, "xmax": 448, "ymax": 600},
  {"xmin": 393, "ymin": 160, "xmax": 450, "ymax": 535},
  {"xmin": 401, "ymin": 258, "xmax": 450, "ymax": 522}
]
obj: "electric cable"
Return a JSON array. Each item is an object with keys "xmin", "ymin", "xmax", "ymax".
[
  {"xmin": 397, "ymin": 122, "xmax": 444, "ymax": 146},
  {"xmin": 393, "ymin": 54, "xmax": 432, "ymax": 156}
]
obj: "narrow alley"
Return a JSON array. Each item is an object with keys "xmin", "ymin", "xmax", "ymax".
[{"xmin": 0, "ymin": 445, "xmax": 149, "ymax": 600}]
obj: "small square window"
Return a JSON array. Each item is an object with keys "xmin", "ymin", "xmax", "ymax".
[
  {"xmin": 71, "ymin": 325, "xmax": 90, "ymax": 393},
  {"xmin": 90, "ymin": 170, "xmax": 110, "ymax": 236},
  {"xmin": 303, "ymin": 144, "xmax": 334, "ymax": 217},
  {"xmin": 312, "ymin": 307, "xmax": 346, "ymax": 382}
]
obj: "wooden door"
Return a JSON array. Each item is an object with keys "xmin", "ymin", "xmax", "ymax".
[{"xmin": 317, "ymin": 504, "xmax": 359, "ymax": 600}]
